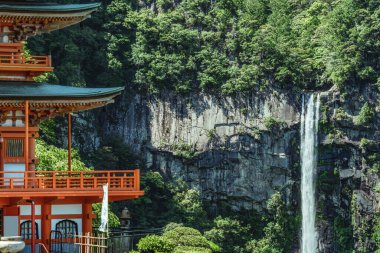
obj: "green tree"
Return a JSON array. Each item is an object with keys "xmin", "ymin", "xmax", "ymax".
[
  {"xmin": 205, "ymin": 217, "xmax": 251, "ymax": 253},
  {"xmin": 35, "ymin": 139, "xmax": 90, "ymax": 171},
  {"xmin": 245, "ymin": 192, "xmax": 300, "ymax": 253}
]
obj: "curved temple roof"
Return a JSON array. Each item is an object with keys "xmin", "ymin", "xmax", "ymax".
[
  {"xmin": 0, "ymin": 1, "xmax": 102, "ymax": 37},
  {"xmin": 0, "ymin": 2, "xmax": 101, "ymax": 13},
  {"xmin": 0, "ymin": 82, "xmax": 124, "ymax": 100}
]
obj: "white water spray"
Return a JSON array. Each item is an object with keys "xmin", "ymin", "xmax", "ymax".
[{"xmin": 301, "ymin": 93, "xmax": 320, "ymax": 253}]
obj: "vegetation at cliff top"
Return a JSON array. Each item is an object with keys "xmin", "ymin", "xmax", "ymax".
[{"xmin": 29, "ymin": 0, "xmax": 380, "ymax": 95}]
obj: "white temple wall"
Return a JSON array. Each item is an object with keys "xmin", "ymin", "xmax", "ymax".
[
  {"xmin": 3, "ymin": 216, "xmax": 18, "ymax": 236},
  {"xmin": 52, "ymin": 204, "xmax": 82, "ymax": 215},
  {"xmin": 19, "ymin": 205, "xmax": 41, "ymax": 216},
  {"xmin": 4, "ymin": 164, "xmax": 25, "ymax": 186}
]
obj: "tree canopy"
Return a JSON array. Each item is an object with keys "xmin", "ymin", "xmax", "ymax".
[{"xmin": 28, "ymin": 0, "xmax": 380, "ymax": 94}]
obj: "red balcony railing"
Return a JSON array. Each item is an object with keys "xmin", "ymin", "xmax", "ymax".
[
  {"xmin": 0, "ymin": 170, "xmax": 140, "ymax": 192},
  {"xmin": 0, "ymin": 54, "xmax": 52, "ymax": 67}
]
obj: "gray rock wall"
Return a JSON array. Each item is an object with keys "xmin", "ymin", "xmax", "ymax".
[
  {"xmin": 94, "ymin": 91, "xmax": 300, "ymax": 211},
  {"xmin": 76, "ymin": 85, "xmax": 379, "ymax": 252}
]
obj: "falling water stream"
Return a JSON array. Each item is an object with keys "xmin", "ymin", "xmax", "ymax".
[{"xmin": 301, "ymin": 93, "xmax": 320, "ymax": 253}]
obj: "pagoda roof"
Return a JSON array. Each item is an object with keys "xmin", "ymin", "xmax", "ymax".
[
  {"xmin": 0, "ymin": 82, "xmax": 123, "ymax": 100},
  {"xmin": 0, "ymin": 1, "xmax": 101, "ymax": 37},
  {"xmin": 0, "ymin": 82, "xmax": 124, "ymax": 124},
  {"xmin": 0, "ymin": 2, "xmax": 101, "ymax": 14}
]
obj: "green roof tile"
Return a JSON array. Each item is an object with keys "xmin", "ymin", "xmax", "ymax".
[
  {"xmin": 0, "ymin": 82, "xmax": 124, "ymax": 100},
  {"xmin": 0, "ymin": 2, "xmax": 100, "ymax": 13}
]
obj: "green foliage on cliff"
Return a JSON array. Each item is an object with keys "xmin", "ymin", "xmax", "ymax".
[
  {"xmin": 245, "ymin": 192, "xmax": 300, "ymax": 253},
  {"xmin": 91, "ymin": 135, "xmax": 141, "ymax": 169},
  {"xmin": 372, "ymin": 215, "xmax": 380, "ymax": 252},
  {"xmin": 29, "ymin": 0, "xmax": 380, "ymax": 94},
  {"xmin": 333, "ymin": 217, "xmax": 354, "ymax": 253},
  {"xmin": 119, "ymin": 172, "xmax": 207, "ymax": 229},
  {"xmin": 354, "ymin": 102, "xmax": 375, "ymax": 126}
]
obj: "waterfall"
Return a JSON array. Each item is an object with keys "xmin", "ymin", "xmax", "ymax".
[{"xmin": 301, "ymin": 93, "xmax": 320, "ymax": 253}]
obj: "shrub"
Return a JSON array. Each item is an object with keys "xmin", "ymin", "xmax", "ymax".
[
  {"xmin": 205, "ymin": 217, "xmax": 251, "ymax": 253},
  {"xmin": 359, "ymin": 138, "xmax": 372, "ymax": 149},
  {"xmin": 334, "ymin": 108, "xmax": 347, "ymax": 121},
  {"xmin": 163, "ymin": 222, "xmax": 184, "ymax": 232},
  {"xmin": 172, "ymin": 142, "xmax": 197, "ymax": 159},
  {"xmin": 206, "ymin": 129, "xmax": 217, "ymax": 140},
  {"xmin": 177, "ymin": 235, "xmax": 212, "ymax": 249},
  {"xmin": 372, "ymin": 215, "xmax": 380, "ymax": 251},
  {"xmin": 263, "ymin": 117, "xmax": 284, "ymax": 130},
  {"xmin": 354, "ymin": 102, "xmax": 375, "ymax": 126},
  {"xmin": 164, "ymin": 227, "xmax": 202, "ymax": 242},
  {"xmin": 374, "ymin": 184, "xmax": 380, "ymax": 193},
  {"xmin": 136, "ymin": 226, "xmax": 220, "ymax": 253},
  {"xmin": 174, "ymin": 246, "xmax": 212, "ymax": 253},
  {"xmin": 165, "ymin": 227, "xmax": 220, "ymax": 253},
  {"xmin": 137, "ymin": 235, "xmax": 175, "ymax": 253}
]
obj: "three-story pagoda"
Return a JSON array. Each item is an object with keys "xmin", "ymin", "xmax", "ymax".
[{"xmin": 0, "ymin": 1, "xmax": 143, "ymax": 252}]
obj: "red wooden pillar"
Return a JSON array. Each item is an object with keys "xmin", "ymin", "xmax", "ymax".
[
  {"xmin": 29, "ymin": 138, "xmax": 35, "ymax": 172},
  {"xmin": 82, "ymin": 203, "xmax": 93, "ymax": 234},
  {"xmin": 30, "ymin": 201, "xmax": 35, "ymax": 253},
  {"xmin": 41, "ymin": 204, "xmax": 51, "ymax": 248},
  {"xmin": 24, "ymin": 100, "xmax": 29, "ymax": 172}
]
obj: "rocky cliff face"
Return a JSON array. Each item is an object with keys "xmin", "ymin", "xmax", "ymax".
[
  {"xmin": 316, "ymin": 85, "xmax": 380, "ymax": 253},
  {"xmin": 77, "ymin": 85, "xmax": 379, "ymax": 252},
  {"xmin": 93, "ymin": 91, "xmax": 300, "ymax": 212}
]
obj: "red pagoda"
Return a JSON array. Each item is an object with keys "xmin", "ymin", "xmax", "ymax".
[{"xmin": 0, "ymin": 1, "xmax": 143, "ymax": 252}]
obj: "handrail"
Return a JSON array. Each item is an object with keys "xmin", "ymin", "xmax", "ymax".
[{"xmin": 0, "ymin": 169, "xmax": 141, "ymax": 191}]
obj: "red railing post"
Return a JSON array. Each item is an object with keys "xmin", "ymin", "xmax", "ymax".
[
  {"xmin": 24, "ymin": 171, "xmax": 28, "ymax": 189},
  {"xmin": 80, "ymin": 171, "xmax": 84, "ymax": 189},
  {"xmin": 134, "ymin": 169, "xmax": 140, "ymax": 191},
  {"xmin": 52, "ymin": 172, "xmax": 56, "ymax": 189},
  {"xmin": 48, "ymin": 55, "xmax": 52, "ymax": 67}
]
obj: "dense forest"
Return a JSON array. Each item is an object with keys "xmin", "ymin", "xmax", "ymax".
[
  {"xmin": 29, "ymin": 0, "xmax": 380, "ymax": 252},
  {"xmin": 31, "ymin": 0, "xmax": 380, "ymax": 93}
]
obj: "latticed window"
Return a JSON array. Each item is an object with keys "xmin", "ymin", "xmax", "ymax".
[
  {"xmin": 20, "ymin": 221, "xmax": 39, "ymax": 240},
  {"xmin": 55, "ymin": 220, "xmax": 78, "ymax": 238},
  {"xmin": 6, "ymin": 138, "xmax": 24, "ymax": 157}
]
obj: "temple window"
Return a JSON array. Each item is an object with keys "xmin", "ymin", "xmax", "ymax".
[
  {"xmin": 55, "ymin": 220, "xmax": 78, "ymax": 238},
  {"xmin": 20, "ymin": 220, "xmax": 39, "ymax": 240},
  {"xmin": 5, "ymin": 138, "xmax": 24, "ymax": 158}
]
